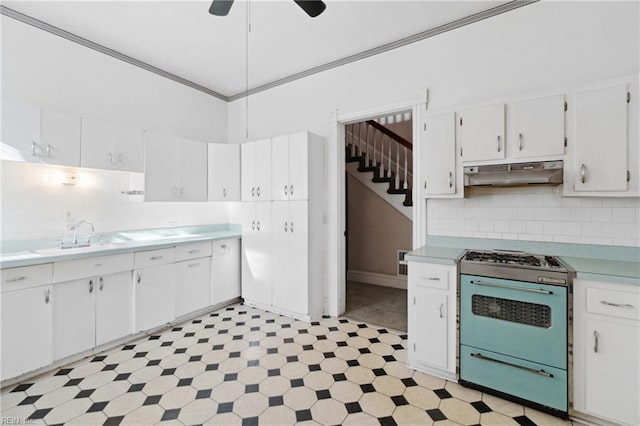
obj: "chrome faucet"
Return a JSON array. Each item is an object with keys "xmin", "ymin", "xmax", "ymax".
[{"xmin": 63, "ymin": 220, "xmax": 96, "ymax": 248}]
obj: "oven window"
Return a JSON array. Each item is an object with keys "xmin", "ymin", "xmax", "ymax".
[{"xmin": 471, "ymin": 295, "xmax": 552, "ymax": 328}]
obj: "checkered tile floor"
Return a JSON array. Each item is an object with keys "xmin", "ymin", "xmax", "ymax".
[{"xmin": 1, "ymin": 304, "xmax": 573, "ymax": 425}]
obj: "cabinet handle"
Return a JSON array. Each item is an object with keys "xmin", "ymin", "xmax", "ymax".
[
  {"xmin": 118, "ymin": 153, "xmax": 123, "ymax": 166},
  {"xmin": 284, "ymin": 221, "xmax": 288, "ymax": 232},
  {"xmin": 150, "ymin": 256, "xmax": 163, "ymax": 260},
  {"xmin": 284, "ymin": 185, "xmax": 288, "ymax": 196},
  {"xmin": 173, "ymin": 187, "xmax": 179, "ymax": 198},
  {"xmin": 439, "ymin": 303, "xmax": 444, "ymax": 318},
  {"xmin": 221, "ymin": 244, "xmax": 227, "ymax": 250},
  {"xmin": 223, "ymin": 188, "xmax": 227, "ymax": 198},
  {"xmin": 99, "ymin": 276, "xmax": 104, "ymax": 291},
  {"xmin": 108, "ymin": 152, "xmax": 114, "ymax": 164},
  {"xmin": 518, "ymin": 133, "xmax": 524, "ymax": 151},
  {"xmin": 251, "ymin": 187, "xmax": 255, "ymax": 197},
  {"xmin": 593, "ymin": 330, "xmax": 599, "ymax": 353},
  {"xmin": 600, "ymin": 300, "xmax": 634, "ymax": 309},
  {"xmin": 256, "ymin": 221, "xmax": 261, "ymax": 231},
  {"xmin": 31, "ymin": 141, "xmax": 37, "ymax": 156},
  {"xmin": 6, "ymin": 276, "xmax": 27, "ymax": 283},
  {"xmin": 290, "ymin": 221, "xmax": 294, "ymax": 233},
  {"xmin": 423, "ymin": 276, "xmax": 440, "ymax": 281},
  {"xmin": 188, "ymin": 263, "xmax": 200, "ymax": 268},
  {"xmin": 496, "ymin": 135, "xmax": 501, "ymax": 153},
  {"xmin": 448, "ymin": 172, "xmax": 453, "ymax": 188},
  {"xmin": 257, "ymin": 186, "xmax": 261, "ymax": 197},
  {"xmin": 290, "ymin": 185, "xmax": 294, "ymax": 196},
  {"xmin": 89, "ymin": 279, "xmax": 94, "ymax": 293},
  {"xmin": 580, "ymin": 164, "xmax": 586, "ymax": 184},
  {"xmin": 180, "ymin": 187, "xmax": 185, "ymax": 198},
  {"xmin": 46, "ymin": 144, "xmax": 51, "ymax": 157},
  {"xmin": 251, "ymin": 221, "xmax": 256, "ymax": 231},
  {"xmin": 94, "ymin": 263, "xmax": 102, "ymax": 268},
  {"xmin": 45, "ymin": 288, "xmax": 50, "ymax": 304},
  {"xmin": 423, "ymin": 181, "xmax": 427, "ymax": 189},
  {"xmin": 137, "ymin": 272, "xmax": 141, "ymax": 284},
  {"xmin": 189, "ymin": 249, "xmax": 201, "ymax": 254}
]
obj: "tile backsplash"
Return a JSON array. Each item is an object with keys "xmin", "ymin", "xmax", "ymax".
[
  {"xmin": 427, "ymin": 186, "xmax": 640, "ymax": 247},
  {"xmin": 0, "ymin": 161, "xmax": 228, "ymax": 241}
]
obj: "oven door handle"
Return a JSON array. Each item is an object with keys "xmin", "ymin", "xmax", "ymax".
[
  {"xmin": 470, "ymin": 352, "xmax": 554, "ymax": 378},
  {"xmin": 470, "ymin": 280, "xmax": 553, "ymax": 295}
]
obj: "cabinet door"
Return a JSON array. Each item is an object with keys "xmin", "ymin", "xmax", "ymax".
[
  {"xmin": 241, "ymin": 202, "xmax": 272, "ymax": 306},
  {"xmin": 96, "ymin": 271, "xmax": 133, "ymax": 346},
  {"xmin": 512, "ymin": 95, "xmax": 565, "ymax": 159},
  {"xmin": 288, "ymin": 132, "xmax": 309, "ymax": 201},
  {"xmin": 80, "ymin": 117, "xmax": 115, "ymax": 170},
  {"xmin": 212, "ymin": 238, "xmax": 241, "ymax": 305},
  {"xmin": 413, "ymin": 287, "xmax": 448, "ymax": 369},
  {"xmin": 255, "ymin": 139, "xmax": 272, "ymax": 200},
  {"xmin": 179, "ymin": 138, "xmax": 208, "ymax": 201},
  {"xmin": 40, "ymin": 109, "xmax": 81, "ymax": 166},
  {"xmin": 585, "ymin": 318, "xmax": 639, "ymax": 425},
  {"xmin": 423, "ymin": 112, "xmax": 456, "ymax": 196},
  {"xmin": 285, "ymin": 201, "xmax": 309, "ymax": 315},
  {"xmin": 574, "ymin": 85, "xmax": 628, "ymax": 192},
  {"xmin": 144, "ymin": 131, "xmax": 179, "ymax": 201},
  {"xmin": 459, "ymin": 103, "xmax": 505, "ymax": 162},
  {"xmin": 134, "ymin": 263, "xmax": 176, "ymax": 332},
  {"xmin": 175, "ymin": 257, "xmax": 212, "ymax": 317},
  {"xmin": 53, "ymin": 278, "xmax": 96, "ymax": 360},
  {"xmin": 1, "ymin": 285, "xmax": 53, "ymax": 380},
  {"xmin": 271, "ymin": 135, "xmax": 290, "ymax": 201},
  {"xmin": 208, "ymin": 143, "xmax": 240, "ymax": 201},
  {"xmin": 241, "ymin": 142, "xmax": 256, "ymax": 201},
  {"xmin": 271, "ymin": 201, "xmax": 290, "ymax": 310},
  {"xmin": 114, "ymin": 125, "xmax": 144, "ymax": 172},
  {"xmin": 1, "ymin": 101, "xmax": 41, "ymax": 162}
]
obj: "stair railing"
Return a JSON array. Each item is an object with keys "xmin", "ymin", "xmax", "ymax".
[{"xmin": 345, "ymin": 120, "xmax": 413, "ymax": 191}]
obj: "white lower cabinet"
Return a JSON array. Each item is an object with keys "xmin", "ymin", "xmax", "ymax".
[
  {"xmin": 134, "ymin": 262, "xmax": 176, "ymax": 332},
  {"xmin": 242, "ymin": 202, "xmax": 272, "ymax": 307},
  {"xmin": 95, "ymin": 271, "xmax": 134, "ymax": 346},
  {"xmin": 175, "ymin": 257, "xmax": 212, "ymax": 318},
  {"xmin": 211, "ymin": 239, "xmax": 241, "ymax": 306},
  {"xmin": 53, "ymin": 278, "xmax": 97, "ymax": 360},
  {"xmin": 407, "ymin": 261, "xmax": 457, "ymax": 380},
  {"xmin": 573, "ymin": 279, "xmax": 640, "ymax": 426},
  {"xmin": 1, "ymin": 284, "xmax": 53, "ymax": 381}
]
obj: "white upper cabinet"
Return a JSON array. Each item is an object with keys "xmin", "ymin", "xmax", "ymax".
[
  {"xmin": 208, "ymin": 143, "xmax": 240, "ymax": 201},
  {"xmin": 272, "ymin": 135, "xmax": 289, "ymax": 201},
  {"xmin": 459, "ymin": 103, "xmax": 505, "ymax": 162},
  {"xmin": 241, "ymin": 138, "xmax": 272, "ymax": 201},
  {"xmin": 81, "ymin": 117, "xmax": 144, "ymax": 172},
  {"xmin": 40, "ymin": 109, "xmax": 81, "ymax": 166},
  {"xmin": 573, "ymin": 84, "xmax": 629, "ymax": 192},
  {"xmin": 512, "ymin": 94, "xmax": 566, "ymax": 159},
  {"xmin": 1, "ymin": 101, "xmax": 41, "ymax": 162},
  {"xmin": 272, "ymin": 132, "xmax": 310, "ymax": 201},
  {"xmin": 144, "ymin": 132, "xmax": 207, "ymax": 201},
  {"xmin": 422, "ymin": 112, "xmax": 457, "ymax": 197}
]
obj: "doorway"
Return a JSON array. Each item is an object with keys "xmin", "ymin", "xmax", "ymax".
[{"xmin": 342, "ymin": 111, "xmax": 414, "ymax": 331}]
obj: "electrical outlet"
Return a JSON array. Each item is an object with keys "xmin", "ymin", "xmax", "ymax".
[{"xmin": 63, "ymin": 209, "xmax": 73, "ymax": 222}]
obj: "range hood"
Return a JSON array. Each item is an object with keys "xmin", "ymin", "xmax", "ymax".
[{"xmin": 464, "ymin": 160, "xmax": 563, "ymax": 187}]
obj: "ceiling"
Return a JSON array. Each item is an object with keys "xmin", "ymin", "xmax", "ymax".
[{"xmin": 2, "ymin": 0, "xmax": 511, "ymax": 98}]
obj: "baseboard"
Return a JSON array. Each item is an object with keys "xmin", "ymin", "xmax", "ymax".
[{"xmin": 347, "ymin": 269, "xmax": 407, "ymax": 290}]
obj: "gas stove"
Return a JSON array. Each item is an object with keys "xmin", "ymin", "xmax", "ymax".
[{"xmin": 460, "ymin": 249, "xmax": 572, "ymax": 285}]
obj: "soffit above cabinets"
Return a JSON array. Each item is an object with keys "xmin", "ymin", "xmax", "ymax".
[{"xmin": 2, "ymin": 1, "xmax": 521, "ymax": 100}]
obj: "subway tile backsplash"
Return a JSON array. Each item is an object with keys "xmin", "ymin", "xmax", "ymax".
[
  {"xmin": 426, "ymin": 186, "xmax": 640, "ymax": 247},
  {"xmin": 0, "ymin": 161, "xmax": 228, "ymax": 241}
]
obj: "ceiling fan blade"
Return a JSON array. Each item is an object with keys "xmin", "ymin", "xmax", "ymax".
[
  {"xmin": 209, "ymin": 0, "xmax": 234, "ymax": 16},
  {"xmin": 293, "ymin": 0, "xmax": 326, "ymax": 18}
]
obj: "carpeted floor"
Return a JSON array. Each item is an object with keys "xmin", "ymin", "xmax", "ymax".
[{"xmin": 344, "ymin": 281, "xmax": 408, "ymax": 332}]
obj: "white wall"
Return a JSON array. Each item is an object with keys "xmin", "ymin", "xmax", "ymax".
[
  {"xmin": 1, "ymin": 17, "xmax": 230, "ymax": 240},
  {"xmin": 227, "ymin": 1, "xmax": 639, "ymax": 248}
]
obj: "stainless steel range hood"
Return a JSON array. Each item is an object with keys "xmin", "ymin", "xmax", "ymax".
[{"xmin": 464, "ymin": 160, "xmax": 563, "ymax": 187}]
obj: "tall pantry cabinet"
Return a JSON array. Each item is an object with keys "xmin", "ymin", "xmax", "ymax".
[{"xmin": 241, "ymin": 132, "xmax": 325, "ymax": 321}]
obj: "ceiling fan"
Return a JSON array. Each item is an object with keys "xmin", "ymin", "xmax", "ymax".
[{"xmin": 209, "ymin": 0, "xmax": 326, "ymax": 18}]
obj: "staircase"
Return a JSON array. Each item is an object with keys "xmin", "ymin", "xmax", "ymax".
[{"xmin": 345, "ymin": 120, "xmax": 413, "ymax": 208}]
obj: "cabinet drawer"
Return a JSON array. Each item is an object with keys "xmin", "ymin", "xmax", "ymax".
[
  {"xmin": 1, "ymin": 264, "xmax": 53, "ymax": 292},
  {"xmin": 135, "ymin": 248, "xmax": 176, "ymax": 269},
  {"xmin": 409, "ymin": 262, "xmax": 452, "ymax": 290},
  {"xmin": 175, "ymin": 241, "xmax": 212, "ymax": 262},
  {"xmin": 586, "ymin": 287, "xmax": 640, "ymax": 321},
  {"xmin": 54, "ymin": 253, "xmax": 134, "ymax": 282}
]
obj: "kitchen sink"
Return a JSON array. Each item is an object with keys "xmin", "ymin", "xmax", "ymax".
[{"xmin": 32, "ymin": 242, "xmax": 121, "ymax": 256}]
